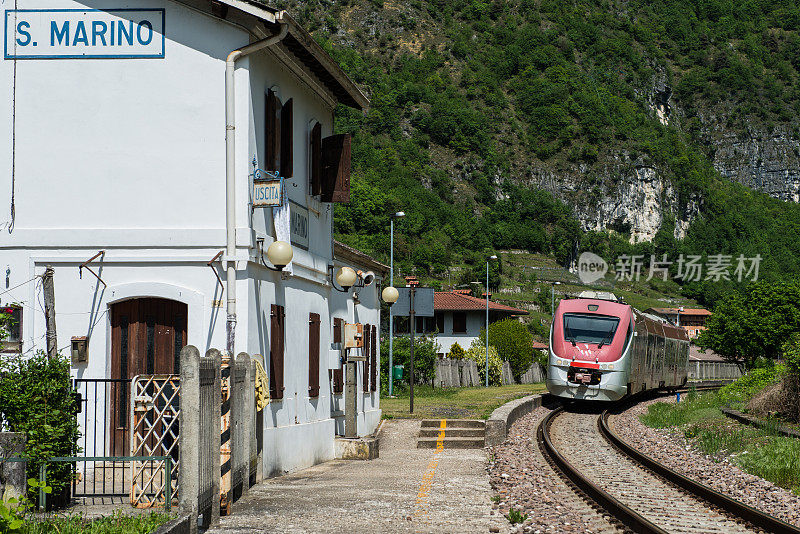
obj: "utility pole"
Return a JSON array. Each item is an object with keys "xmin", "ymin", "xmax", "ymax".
[
  {"xmin": 42, "ymin": 266, "xmax": 57, "ymax": 359},
  {"xmin": 409, "ymin": 286, "xmax": 415, "ymax": 414}
]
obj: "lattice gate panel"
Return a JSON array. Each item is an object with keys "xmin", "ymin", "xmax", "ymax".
[{"xmin": 130, "ymin": 374, "xmax": 180, "ymax": 508}]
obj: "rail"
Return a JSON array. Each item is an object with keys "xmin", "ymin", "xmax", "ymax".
[{"xmin": 538, "ymin": 390, "xmax": 800, "ymax": 534}]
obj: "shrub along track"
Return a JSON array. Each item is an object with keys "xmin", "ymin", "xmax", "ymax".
[{"xmin": 538, "ymin": 397, "xmax": 800, "ymax": 534}]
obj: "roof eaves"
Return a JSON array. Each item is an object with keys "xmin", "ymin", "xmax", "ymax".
[{"xmin": 334, "ymin": 241, "xmax": 389, "ymax": 277}]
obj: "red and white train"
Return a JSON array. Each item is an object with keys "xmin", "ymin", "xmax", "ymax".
[{"xmin": 546, "ymin": 292, "xmax": 689, "ymax": 402}]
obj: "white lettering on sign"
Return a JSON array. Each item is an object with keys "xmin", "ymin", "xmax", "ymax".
[
  {"xmin": 253, "ymin": 180, "xmax": 282, "ymax": 207},
  {"xmin": 4, "ymin": 9, "xmax": 165, "ymax": 59},
  {"xmin": 289, "ymin": 201, "xmax": 309, "ymax": 250}
]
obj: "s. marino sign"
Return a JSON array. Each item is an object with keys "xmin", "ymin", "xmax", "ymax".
[{"xmin": 4, "ymin": 9, "xmax": 165, "ymax": 59}]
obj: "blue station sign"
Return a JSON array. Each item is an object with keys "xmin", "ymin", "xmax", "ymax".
[{"xmin": 4, "ymin": 9, "xmax": 165, "ymax": 59}]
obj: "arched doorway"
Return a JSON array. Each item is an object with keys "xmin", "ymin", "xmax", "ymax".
[{"xmin": 109, "ymin": 298, "xmax": 187, "ymax": 454}]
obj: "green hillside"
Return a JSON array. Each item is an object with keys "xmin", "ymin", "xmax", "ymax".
[{"xmin": 273, "ymin": 0, "xmax": 800, "ymax": 305}]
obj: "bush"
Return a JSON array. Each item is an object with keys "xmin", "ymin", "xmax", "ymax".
[
  {"xmin": 0, "ymin": 352, "xmax": 79, "ymax": 507},
  {"xmin": 479, "ymin": 318, "xmax": 534, "ymax": 380},
  {"xmin": 448, "ymin": 342, "xmax": 466, "ymax": 359},
  {"xmin": 465, "ymin": 339, "xmax": 502, "ymax": 386},
  {"xmin": 718, "ymin": 365, "xmax": 785, "ymax": 407}
]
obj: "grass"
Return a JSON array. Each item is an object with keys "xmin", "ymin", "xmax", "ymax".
[
  {"xmin": 640, "ymin": 369, "xmax": 800, "ymax": 495},
  {"xmin": 381, "ymin": 383, "xmax": 546, "ymax": 420},
  {"xmin": 20, "ymin": 511, "xmax": 171, "ymax": 533}
]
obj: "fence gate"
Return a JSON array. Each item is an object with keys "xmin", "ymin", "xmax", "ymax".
[{"xmin": 130, "ymin": 374, "xmax": 180, "ymax": 508}]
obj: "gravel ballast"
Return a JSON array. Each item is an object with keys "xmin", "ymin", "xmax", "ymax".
[
  {"xmin": 488, "ymin": 406, "xmax": 620, "ymax": 534},
  {"xmin": 610, "ymin": 397, "xmax": 800, "ymax": 528}
]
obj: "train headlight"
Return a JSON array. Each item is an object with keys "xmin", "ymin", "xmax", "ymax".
[
  {"xmin": 600, "ymin": 364, "xmax": 607, "ymax": 370},
  {"xmin": 608, "ymin": 364, "xmax": 614, "ymax": 370}
]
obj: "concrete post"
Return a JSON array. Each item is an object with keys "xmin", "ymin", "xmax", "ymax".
[
  {"xmin": 345, "ymin": 356, "xmax": 357, "ymax": 438},
  {"xmin": 0, "ymin": 433, "xmax": 26, "ymax": 505},
  {"xmin": 236, "ymin": 352, "xmax": 251, "ymax": 495},
  {"xmin": 178, "ymin": 345, "xmax": 200, "ymax": 534},
  {"xmin": 207, "ymin": 349, "xmax": 222, "ymax": 527}
]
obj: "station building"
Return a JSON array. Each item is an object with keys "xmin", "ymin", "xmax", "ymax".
[{"xmin": 1, "ymin": 0, "xmax": 381, "ymax": 476}]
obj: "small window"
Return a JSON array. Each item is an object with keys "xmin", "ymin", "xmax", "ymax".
[
  {"xmin": 415, "ymin": 316, "xmax": 425, "ymax": 334},
  {"xmin": 1, "ymin": 305, "xmax": 22, "ymax": 353},
  {"xmin": 435, "ymin": 313, "xmax": 444, "ymax": 334},
  {"xmin": 452, "ymin": 312, "xmax": 467, "ymax": 334}
]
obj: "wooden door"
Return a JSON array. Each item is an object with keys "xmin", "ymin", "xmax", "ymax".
[{"xmin": 110, "ymin": 298, "xmax": 187, "ymax": 455}]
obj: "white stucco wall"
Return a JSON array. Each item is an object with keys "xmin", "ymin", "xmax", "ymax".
[
  {"xmin": 435, "ymin": 311, "xmax": 486, "ymax": 354},
  {"xmin": 1, "ymin": 0, "xmax": 378, "ymax": 477}
]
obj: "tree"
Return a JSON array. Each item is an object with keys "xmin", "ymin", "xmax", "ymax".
[
  {"xmin": 697, "ymin": 280, "xmax": 800, "ymax": 370},
  {"xmin": 466, "ymin": 340, "xmax": 502, "ymax": 386},
  {"xmin": 379, "ymin": 334, "xmax": 441, "ymax": 390},
  {"xmin": 479, "ymin": 318, "xmax": 534, "ymax": 380},
  {"xmin": 448, "ymin": 342, "xmax": 466, "ymax": 359}
]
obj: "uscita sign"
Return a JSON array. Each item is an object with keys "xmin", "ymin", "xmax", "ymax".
[
  {"xmin": 253, "ymin": 180, "xmax": 282, "ymax": 207},
  {"xmin": 4, "ymin": 9, "xmax": 165, "ymax": 59}
]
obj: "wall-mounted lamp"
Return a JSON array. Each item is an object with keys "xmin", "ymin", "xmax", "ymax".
[
  {"xmin": 328, "ymin": 266, "xmax": 377, "ymax": 293},
  {"xmin": 256, "ymin": 238, "xmax": 294, "ymax": 272}
]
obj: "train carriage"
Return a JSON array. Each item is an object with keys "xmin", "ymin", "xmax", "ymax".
[{"xmin": 546, "ymin": 293, "xmax": 689, "ymax": 402}]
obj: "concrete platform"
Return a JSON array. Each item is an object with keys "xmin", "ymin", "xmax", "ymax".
[{"xmin": 206, "ymin": 419, "xmax": 503, "ymax": 533}]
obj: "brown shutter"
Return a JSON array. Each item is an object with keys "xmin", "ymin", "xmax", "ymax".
[
  {"xmin": 310, "ymin": 122, "xmax": 322, "ymax": 196},
  {"xmin": 331, "ymin": 317, "xmax": 343, "ymax": 394},
  {"xmin": 266, "ymin": 90, "xmax": 278, "ymax": 171},
  {"xmin": 362, "ymin": 323, "xmax": 370, "ymax": 391},
  {"xmin": 270, "ymin": 304, "xmax": 285, "ymax": 400},
  {"xmin": 321, "ymin": 134, "xmax": 351, "ymax": 203},
  {"xmin": 280, "ymin": 98, "xmax": 293, "ymax": 178},
  {"xmin": 333, "ymin": 317, "xmax": 343, "ymax": 344},
  {"xmin": 308, "ymin": 312, "xmax": 320, "ymax": 397},
  {"xmin": 370, "ymin": 325, "xmax": 377, "ymax": 391}
]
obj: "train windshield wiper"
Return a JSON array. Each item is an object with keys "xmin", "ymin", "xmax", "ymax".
[
  {"xmin": 597, "ymin": 330, "xmax": 614, "ymax": 348},
  {"xmin": 564, "ymin": 323, "xmax": 577, "ymax": 346}
]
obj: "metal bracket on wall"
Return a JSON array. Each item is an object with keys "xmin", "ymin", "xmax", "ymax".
[
  {"xmin": 79, "ymin": 250, "xmax": 106, "ymax": 288},
  {"xmin": 208, "ymin": 251, "xmax": 225, "ymax": 294}
]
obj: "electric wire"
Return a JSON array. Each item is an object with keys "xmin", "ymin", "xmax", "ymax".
[{"xmin": 0, "ymin": 275, "xmax": 40, "ymax": 298}]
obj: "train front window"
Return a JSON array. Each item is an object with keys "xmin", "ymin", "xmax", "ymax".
[{"xmin": 563, "ymin": 314, "xmax": 620, "ymax": 345}]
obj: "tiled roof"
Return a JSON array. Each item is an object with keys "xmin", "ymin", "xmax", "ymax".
[
  {"xmin": 532, "ymin": 341, "xmax": 548, "ymax": 350},
  {"xmin": 689, "ymin": 345, "xmax": 727, "ymax": 362},
  {"xmin": 434, "ymin": 291, "xmax": 528, "ymax": 315},
  {"xmin": 647, "ymin": 307, "xmax": 712, "ymax": 316}
]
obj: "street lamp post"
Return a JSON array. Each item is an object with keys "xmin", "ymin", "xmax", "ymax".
[
  {"xmin": 388, "ymin": 211, "xmax": 405, "ymax": 397},
  {"xmin": 551, "ymin": 281, "xmax": 561, "ymax": 316},
  {"xmin": 485, "ymin": 255, "xmax": 497, "ymax": 387}
]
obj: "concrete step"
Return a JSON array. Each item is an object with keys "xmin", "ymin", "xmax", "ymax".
[
  {"xmin": 418, "ymin": 427, "xmax": 485, "ymax": 438},
  {"xmin": 419, "ymin": 419, "xmax": 486, "ymax": 429},
  {"xmin": 416, "ymin": 436, "xmax": 485, "ymax": 449}
]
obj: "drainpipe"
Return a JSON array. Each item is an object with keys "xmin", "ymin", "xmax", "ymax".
[{"xmin": 225, "ymin": 22, "xmax": 289, "ymax": 355}]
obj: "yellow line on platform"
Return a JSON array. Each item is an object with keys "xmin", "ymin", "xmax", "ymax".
[{"xmin": 413, "ymin": 420, "xmax": 446, "ymax": 530}]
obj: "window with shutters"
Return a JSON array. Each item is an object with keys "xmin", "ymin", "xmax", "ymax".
[
  {"xmin": 265, "ymin": 90, "xmax": 293, "ymax": 177},
  {"xmin": 310, "ymin": 122, "xmax": 322, "ymax": 196},
  {"xmin": 362, "ymin": 323, "xmax": 370, "ymax": 392},
  {"xmin": 370, "ymin": 325, "xmax": 377, "ymax": 392},
  {"xmin": 265, "ymin": 90, "xmax": 280, "ymax": 172},
  {"xmin": 331, "ymin": 318, "xmax": 344, "ymax": 394},
  {"xmin": 270, "ymin": 304, "xmax": 285, "ymax": 400},
  {"xmin": 0, "ymin": 305, "xmax": 22, "ymax": 353},
  {"xmin": 320, "ymin": 134, "xmax": 351, "ymax": 203},
  {"xmin": 453, "ymin": 312, "xmax": 467, "ymax": 334},
  {"xmin": 308, "ymin": 312, "xmax": 321, "ymax": 397}
]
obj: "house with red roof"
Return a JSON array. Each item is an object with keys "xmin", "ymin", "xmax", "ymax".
[
  {"xmin": 397, "ymin": 290, "xmax": 528, "ymax": 354},
  {"xmin": 644, "ymin": 307, "xmax": 712, "ymax": 339}
]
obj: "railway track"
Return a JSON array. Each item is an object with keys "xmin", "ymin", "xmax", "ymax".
[{"xmin": 537, "ymin": 400, "xmax": 800, "ymax": 534}]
